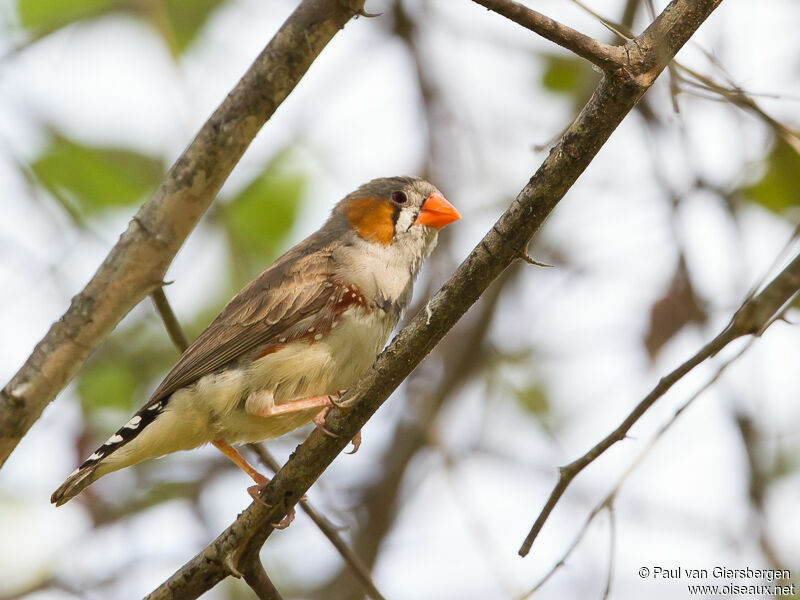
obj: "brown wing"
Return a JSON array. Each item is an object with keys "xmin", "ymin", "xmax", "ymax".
[{"xmin": 147, "ymin": 235, "xmax": 337, "ymax": 405}]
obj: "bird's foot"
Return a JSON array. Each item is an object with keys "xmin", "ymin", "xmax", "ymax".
[
  {"xmin": 312, "ymin": 403, "xmax": 338, "ymax": 437},
  {"xmin": 329, "ymin": 389, "xmax": 357, "ymax": 409},
  {"xmin": 312, "ymin": 399, "xmax": 362, "ymax": 454},
  {"xmin": 247, "ymin": 473, "xmax": 271, "ymax": 506},
  {"xmin": 273, "ymin": 508, "xmax": 296, "ymax": 530},
  {"xmin": 247, "ymin": 480, "xmax": 296, "ymax": 529}
]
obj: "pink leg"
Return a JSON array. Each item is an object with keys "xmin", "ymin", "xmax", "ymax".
[
  {"xmin": 253, "ymin": 394, "xmax": 337, "ymax": 417},
  {"xmin": 253, "ymin": 393, "xmax": 362, "ymax": 454}
]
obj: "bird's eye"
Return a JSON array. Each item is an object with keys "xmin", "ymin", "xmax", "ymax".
[{"xmin": 391, "ymin": 191, "xmax": 407, "ymax": 205}]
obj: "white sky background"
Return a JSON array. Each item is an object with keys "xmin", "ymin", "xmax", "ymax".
[{"xmin": 1, "ymin": 0, "xmax": 799, "ymax": 598}]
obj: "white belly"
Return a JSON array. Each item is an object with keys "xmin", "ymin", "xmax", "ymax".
[{"xmin": 189, "ymin": 306, "xmax": 394, "ymax": 443}]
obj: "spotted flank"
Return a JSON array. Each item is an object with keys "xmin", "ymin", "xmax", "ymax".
[{"xmin": 50, "ymin": 399, "xmax": 168, "ymax": 506}]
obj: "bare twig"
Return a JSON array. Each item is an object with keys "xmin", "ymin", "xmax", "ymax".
[
  {"xmin": 520, "ymin": 339, "xmax": 755, "ymax": 599},
  {"xmin": 143, "ymin": 1, "xmax": 726, "ymax": 597},
  {"xmin": 241, "ymin": 560, "xmax": 285, "ymax": 600},
  {"xmin": 247, "ymin": 444, "xmax": 388, "ymax": 600},
  {"xmin": 520, "ymin": 254, "xmax": 554, "ymax": 268},
  {"xmin": 519, "ymin": 251, "xmax": 800, "ymax": 556},
  {"xmin": 150, "ymin": 287, "xmax": 189, "ymax": 352},
  {"xmin": 601, "ymin": 509, "xmax": 616, "ymax": 600},
  {"xmin": 470, "ymin": 0, "xmax": 626, "ymax": 72},
  {"xmin": 0, "ymin": 0, "xmax": 366, "ymax": 468}
]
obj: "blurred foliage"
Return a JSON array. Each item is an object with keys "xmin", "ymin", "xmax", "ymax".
[
  {"xmin": 540, "ymin": 53, "xmax": 598, "ymax": 110},
  {"xmin": 15, "ymin": 0, "xmax": 225, "ymax": 55},
  {"xmin": 31, "ymin": 132, "xmax": 163, "ymax": 222},
  {"xmin": 644, "ymin": 256, "xmax": 707, "ymax": 361},
  {"xmin": 75, "ymin": 320, "xmax": 175, "ymax": 433},
  {"xmin": 513, "ymin": 382, "xmax": 550, "ymax": 418},
  {"xmin": 146, "ymin": 0, "xmax": 227, "ymax": 56},
  {"xmin": 16, "ymin": 0, "xmax": 117, "ymax": 33},
  {"xmin": 77, "ymin": 359, "xmax": 137, "ymax": 412},
  {"xmin": 218, "ymin": 150, "xmax": 306, "ymax": 278},
  {"xmin": 742, "ymin": 137, "xmax": 800, "ymax": 213}
]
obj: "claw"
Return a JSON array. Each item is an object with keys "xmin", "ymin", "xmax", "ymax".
[
  {"xmin": 247, "ymin": 482, "xmax": 296, "ymax": 529},
  {"xmin": 346, "ymin": 430, "xmax": 362, "ymax": 455},
  {"xmin": 272, "ymin": 508, "xmax": 295, "ymax": 530},
  {"xmin": 330, "ymin": 391, "xmax": 357, "ymax": 409},
  {"xmin": 311, "ymin": 395, "xmax": 361, "ymax": 453},
  {"xmin": 312, "ymin": 406, "xmax": 338, "ymax": 437},
  {"xmin": 247, "ymin": 481, "xmax": 272, "ymax": 506}
]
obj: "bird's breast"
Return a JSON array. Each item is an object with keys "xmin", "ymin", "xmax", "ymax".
[{"xmin": 246, "ymin": 303, "xmax": 396, "ymax": 403}]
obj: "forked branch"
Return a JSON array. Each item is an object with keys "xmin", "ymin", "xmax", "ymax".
[{"xmin": 471, "ymin": 0, "xmax": 626, "ymax": 71}]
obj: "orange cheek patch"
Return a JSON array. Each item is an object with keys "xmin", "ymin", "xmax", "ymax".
[{"xmin": 345, "ymin": 197, "xmax": 394, "ymax": 246}]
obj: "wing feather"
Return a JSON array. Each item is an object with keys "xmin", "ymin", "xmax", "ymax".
[{"xmin": 147, "ymin": 240, "xmax": 337, "ymax": 405}]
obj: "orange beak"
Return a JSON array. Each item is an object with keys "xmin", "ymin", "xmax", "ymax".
[{"xmin": 414, "ymin": 193, "xmax": 461, "ymax": 229}]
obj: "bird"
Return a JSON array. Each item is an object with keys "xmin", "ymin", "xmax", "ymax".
[{"xmin": 51, "ymin": 176, "xmax": 460, "ymax": 507}]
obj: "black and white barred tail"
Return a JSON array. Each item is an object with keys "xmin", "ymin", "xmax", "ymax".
[{"xmin": 51, "ymin": 400, "xmax": 168, "ymax": 506}]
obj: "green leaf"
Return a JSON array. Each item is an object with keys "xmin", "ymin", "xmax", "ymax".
[
  {"xmin": 540, "ymin": 54, "xmax": 597, "ymax": 109},
  {"xmin": 77, "ymin": 360, "xmax": 137, "ymax": 412},
  {"xmin": 742, "ymin": 138, "xmax": 800, "ymax": 212},
  {"xmin": 31, "ymin": 133, "xmax": 163, "ymax": 220},
  {"xmin": 16, "ymin": 0, "xmax": 117, "ymax": 33},
  {"xmin": 513, "ymin": 383, "xmax": 550, "ymax": 418},
  {"xmin": 222, "ymin": 154, "xmax": 305, "ymax": 266},
  {"xmin": 161, "ymin": 0, "xmax": 225, "ymax": 54}
]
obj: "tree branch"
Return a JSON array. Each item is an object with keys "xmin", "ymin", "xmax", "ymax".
[
  {"xmin": 143, "ymin": 1, "xmax": 725, "ymax": 597},
  {"xmin": 247, "ymin": 444, "xmax": 387, "ymax": 600},
  {"xmin": 470, "ymin": 0, "xmax": 627, "ymax": 72},
  {"xmin": 0, "ymin": 0, "xmax": 366, "ymax": 468},
  {"xmin": 240, "ymin": 560, "xmax": 285, "ymax": 600},
  {"xmin": 519, "ymin": 250, "xmax": 800, "ymax": 556},
  {"xmin": 521, "ymin": 339, "xmax": 755, "ymax": 598},
  {"xmin": 150, "ymin": 287, "xmax": 189, "ymax": 352}
]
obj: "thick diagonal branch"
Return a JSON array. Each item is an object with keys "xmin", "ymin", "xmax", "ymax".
[
  {"xmin": 144, "ymin": 1, "xmax": 725, "ymax": 598},
  {"xmin": 471, "ymin": 0, "xmax": 626, "ymax": 71},
  {"xmin": 0, "ymin": 0, "xmax": 366, "ymax": 467}
]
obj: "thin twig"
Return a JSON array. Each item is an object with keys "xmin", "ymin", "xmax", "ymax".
[
  {"xmin": 568, "ymin": 0, "xmax": 634, "ymax": 41},
  {"xmin": 520, "ymin": 338, "xmax": 755, "ymax": 598},
  {"xmin": 518, "ymin": 327, "xmax": 737, "ymax": 555},
  {"xmin": 148, "ymin": 292, "xmax": 285, "ymax": 600},
  {"xmin": 241, "ymin": 560, "xmax": 285, "ymax": 600},
  {"xmin": 150, "ymin": 287, "xmax": 189, "ymax": 352},
  {"xmin": 247, "ymin": 444, "xmax": 388, "ymax": 600},
  {"xmin": 520, "ymin": 254, "xmax": 554, "ymax": 268},
  {"xmin": 601, "ymin": 509, "xmax": 616, "ymax": 600},
  {"xmin": 519, "ymin": 251, "xmax": 800, "ymax": 556},
  {"xmin": 471, "ymin": 0, "xmax": 626, "ymax": 71}
]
